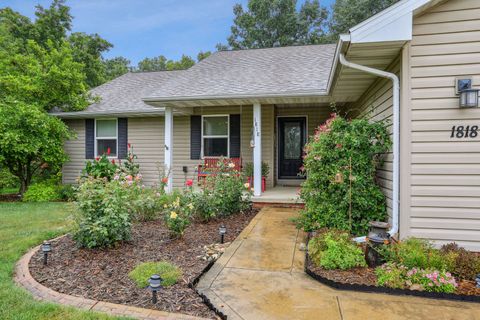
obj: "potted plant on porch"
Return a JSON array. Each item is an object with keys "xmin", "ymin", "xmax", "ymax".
[{"xmin": 243, "ymin": 162, "xmax": 269, "ymax": 192}]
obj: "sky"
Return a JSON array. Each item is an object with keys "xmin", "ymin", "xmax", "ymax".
[{"xmin": 3, "ymin": 0, "xmax": 335, "ymax": 65}]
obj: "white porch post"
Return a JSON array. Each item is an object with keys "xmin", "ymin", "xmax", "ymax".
[
  {"xmin": 253, "ymin": 102, "xmax": 262, "ymax": 197},
  {"xmin": 164, "ymin": 106, "xmax": 173, "ymax": 193}
]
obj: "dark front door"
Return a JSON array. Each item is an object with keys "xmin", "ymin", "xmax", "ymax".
[{"xmin": 278, "ymin": 117, "xmax": 306, "ymax": 179}]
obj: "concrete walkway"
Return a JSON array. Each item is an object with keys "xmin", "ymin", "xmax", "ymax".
[{"xmin": 197, "ymin": 207, "xmax": 480, "ymax": 320}]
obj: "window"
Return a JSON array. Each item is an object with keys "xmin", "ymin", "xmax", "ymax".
[
  {"xmin": 202, "ymin": 115, "xmax": 229, "ymax": 157},
  {"xmin": 95, "ymin": 119, "xmax": 117, "ymax": 157}
]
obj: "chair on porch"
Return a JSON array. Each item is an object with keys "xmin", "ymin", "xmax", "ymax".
[{"xmin": 197, "ymin": 157, "xmax": 242, "ymax": 183}]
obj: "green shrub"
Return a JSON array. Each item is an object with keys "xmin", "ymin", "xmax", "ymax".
[
  {"xmin": 380, "ymin": 238, "xmax": 447, "ymax": 270},
  {"xmin": 73, "ymin": 177, "xmax": 132, "ymax": 248},
  {"xmin": 375, "ymin": 263, "xmax": 458, "ymax": 293},
  {"xmin": 0, "ymin": 167, "xmax": 18, "ymax": 189},
  {"xmin": 22, "ymin": 180, "xmax": 62, "ymax": 202},
  {"xmin": 163, "ymin": 194, "xmax": 194, "ymax": 237},
  {"xmin": 299, "ymin": 115, "xmax": 391, "ymax": 235},
  {"xmin": 194, "ymin": 158, "xmax": 252, "ymax": 222},
  {"xmin": 308, "ymin": 230, "xmax": 366, "ymax": 270},
  {"xmin": 243, "ymin": 162, "xmax": 270, "ymax": 177},
  {"xmin": 128, "ymin": 261, "xmax": 182, "ymax": 288},
  {"xmin": 59, "ymin": 184, "xmax": 76, "ymax": 201},
  {"xmin": 441, "ymin": 243, "xmax": 480, "ymax": 280},
  {"xmin": 375, "ymin": 262, "xmax": 408, "ymax": 289},
  {"xmin": 83, "ymin": 154, "xmax": 119, "ymax": 180},
  {"xmin": 130, "ymin": 188, "xmax": 169, "ymax": 222}
]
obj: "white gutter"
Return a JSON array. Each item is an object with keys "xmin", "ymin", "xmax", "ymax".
[{"xmin": 339, "ymin": 53, "xmax": 400, "ymax": 238}]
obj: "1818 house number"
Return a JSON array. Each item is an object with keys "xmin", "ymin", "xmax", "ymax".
[{"xmin": 450, "ymin": 126, "xmax": 479, "ymax": 138}]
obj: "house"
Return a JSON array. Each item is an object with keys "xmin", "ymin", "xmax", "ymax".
[{"xmin": 53, "ymin": 0, "xmax": 480, "ymax": 250}]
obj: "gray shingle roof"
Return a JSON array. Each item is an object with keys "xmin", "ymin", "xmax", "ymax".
[
  {"xmin": 144, "ymin": 44, "xmax": 337, "ymax": 102},
  {"xmin": 86, "ymin": 70, "xmax": 182, "ymax": 113}
]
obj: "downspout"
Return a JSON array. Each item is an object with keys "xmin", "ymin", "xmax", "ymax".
[{"xmin": 339, "ymin": 53, "xmax": 400, "ymax": 239}]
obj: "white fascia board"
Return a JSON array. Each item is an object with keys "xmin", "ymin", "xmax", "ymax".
[{"xmin": 349, "ymin": 0, "xmax": 432, "ymax": 43}]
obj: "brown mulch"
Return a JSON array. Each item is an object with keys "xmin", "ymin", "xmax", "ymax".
[
  {"xmin": 30, "ymin": 208, "xmax": 259, "ymax": 319},
  {"xmin": 0, "ymin": 193, "xmax": 21, "ymax": 202},
  {"xmin": 306, "ymin": 256, "xmax": 480, "ymax": 296}
]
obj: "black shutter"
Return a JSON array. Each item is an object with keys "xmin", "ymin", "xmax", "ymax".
[
  {"xmin": 85, "ymin": 119, "xmax": 95, "ymax": 159},
  {"xmin": 118, "ymin": 118, "xmax": 128, "ymax": 159},
  {"xmin": 229, "ymin": 114, "xmax": 241, "ymax": 158},
  {"xmin": 190, "ymin": 115, "xmax": 201, "ymax": 160}
]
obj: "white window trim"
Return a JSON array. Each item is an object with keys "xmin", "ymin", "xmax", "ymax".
[
  {"xmin": 94, "ymin": 118, "xmax": 118, "ymax": 158},
  {"xmin": 201, "ymin": 114, "xmax": 230, "ymax": 158}
]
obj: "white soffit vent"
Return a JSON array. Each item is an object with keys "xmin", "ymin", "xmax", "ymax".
[{"xmin": 348, "ymin": 0, "xmax": 434, "ymax": 44}]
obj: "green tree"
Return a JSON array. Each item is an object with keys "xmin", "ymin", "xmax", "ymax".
[
  {"xmin": 327, "ymin": 0, "xmax": 400, "ymax": 41},
  {"xmin": 197, "ymin": 50, "xmax": 211, "ymax": 61},
  {"xmin": 32, "ymin": 0, "xmax": 71, "ymax": 48},
  {"xmin": 0, "ymin": 101, "xmax": 72, "ymax": 194},
  {"xmin": 69, "ymin": 32, "xmax": 113, "ymax": 87},
  {"xmin": 104, "ymin": 56, "xmax": 131, "ymax": 80},
  {"xmin": 137, "ymin": 55, "xmax": 167, "ymax": 71},
  {"xmin": 227, "ymin": 0, "xmax": 328, "ymax": 49},
  {"xmin": 165, "ymin": 54, "xmax": 195, "ymax": 70}
]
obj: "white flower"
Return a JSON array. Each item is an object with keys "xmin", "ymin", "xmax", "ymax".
[
  {"xmin": 244, "ymin": 182, "xmax": 250, "ymax": 189},
  {"xmin": 228, "ymin": 162, "xmax": 235, "ymax": 168}
]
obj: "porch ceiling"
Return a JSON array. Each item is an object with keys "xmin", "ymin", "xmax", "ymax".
[{"xmin": 330, "ymin": 41, "xmax": 406, "ymax": 103}]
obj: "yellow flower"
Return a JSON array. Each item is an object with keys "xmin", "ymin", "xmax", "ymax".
[
  {"xmin": 170, "ymin": 211, "xmax": 178, "ymax": 219},
  {"xmin": 163, "ymin": 204, "xmax": 168, "ymax": 208},
  {"xmin": 187, "ymin": 203, "xmax": 194, "ymax": 210}
]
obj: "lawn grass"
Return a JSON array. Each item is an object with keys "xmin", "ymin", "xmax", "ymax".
[
  {"xmin": 0, "ymin": 202, "xmax": 127, "ymax": 320},
  {"xmin": 0, "ymin": 187, "xmax": 18, "ymax": 195}
]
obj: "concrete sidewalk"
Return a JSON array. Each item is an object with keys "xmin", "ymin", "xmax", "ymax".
[{"xmin": 197, "ymin": 207, "xmax": 480, "ymax": 320}]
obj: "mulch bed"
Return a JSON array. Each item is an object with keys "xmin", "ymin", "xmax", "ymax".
[
  {"xmin": 305, "ymin": 254, "xmax": 480, "ymax": 300},
  {"xmin": 0, "ymin": 193, "xmax": 21, "ymax": 202},
  {"xmin": 30, "ymin": 208, "xmax": 259, "ymax": 319}
]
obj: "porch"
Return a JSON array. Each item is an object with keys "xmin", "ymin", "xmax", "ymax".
[{"xmin": 252, "ymin": 185, "xmax": 302, "ymax": 204}]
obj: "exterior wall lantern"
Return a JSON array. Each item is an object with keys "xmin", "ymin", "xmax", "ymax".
[
  {"xmin": 456, "ymin": 78, "xmax": 479, "ymax": 108},
  {"xmin": 459, "ymin": 89, "xmax": 479, "ymax": 108}
]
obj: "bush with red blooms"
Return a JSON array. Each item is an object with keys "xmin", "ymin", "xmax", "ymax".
[{"xmin": 298, "ymin": 114, "xmax": 391, "ymax": 235}]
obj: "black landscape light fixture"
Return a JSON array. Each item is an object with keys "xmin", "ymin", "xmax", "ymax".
[
  {"xmin": 148, "ymin": 274, "xmax": 162, "ymax": 304},
  {"xmin": 219, "ymin": 225, "xmax": 227, "ymax": 244},
  {"xmin": 41, "ymin": 241, "xmax": 52, "ymax": 266}
]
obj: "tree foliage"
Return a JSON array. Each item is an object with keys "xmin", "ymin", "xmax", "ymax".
[
  {"xmin": 227, "ymin": 0, "xmax": 328, "ymax": 49},
  {"xmin": 104, "ymin": 56, "xmax": 131, "ymax": 81},
  {"xmin": 327, "ymin": 0, "xmax": 399, "ymax": 41},
  {"xmin": 223, "ymin": 0, "xmax": 400, "ymax": 49},
  {"xmin": 0, "ymin": 101, "xmax": 71, "ymax": 194}
]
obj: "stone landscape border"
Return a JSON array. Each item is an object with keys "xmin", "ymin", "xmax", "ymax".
[
  {"xmin": 304, "ymin": 245, "xmax": 480, "ymax": 303},
  {"xmin": 14, "ymin": 238, "xmax": 205, "ymax": 320}
]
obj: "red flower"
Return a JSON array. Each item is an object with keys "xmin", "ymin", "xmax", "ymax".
[
  {"xmin": 107, "ymin": 147, "xmax": 111, "ymax": 155},
  {"xmin": 95, "ymin": 157, "xmax": 99, "ymax": 161},
  {"xmin": 111, "ymin": 159, "xmax": 115, "ymax": 164},
  {"xmin": 128, "ymin": 143, "xmax": 131, "ymax": 149},
  {"xmin": 161, "ymin": 177, "xmax": 168, "ymax": 184},
  {"xmin": 185, "ymin": 179, "xmax": 193, "ymax": 187},
  {"xmin": 336, "ymin": 143, "xmax": 342, "ymax": 149}
]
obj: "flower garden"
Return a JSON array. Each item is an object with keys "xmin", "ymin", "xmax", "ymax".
[
  {"xmin": 28, "ymin": 146, "xmax": 257, "ymax": 318},
  {"xmin": 299, "ymin": 114, "xmax": 480, "ymax": 300}
]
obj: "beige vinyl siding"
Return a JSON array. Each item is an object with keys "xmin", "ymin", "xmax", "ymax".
[
  {"xmin": 408, "ymin": 0, "xmax": 480, "ymax": 250},
  {"xmin": 128, "ymin": 117, "xmax": 164, "ymax": 186},
  {"xmin": 347, "ymin": 59, "xmax": 401, "ymax": 218},
  {"xmin": 62, "ymin": 119, "xmax": 86, "ymax": 184}
]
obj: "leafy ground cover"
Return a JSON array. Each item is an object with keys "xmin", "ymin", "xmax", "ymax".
[{"xmin": 0, "ymin": 201, "xmax": 125, "ymax": 320}]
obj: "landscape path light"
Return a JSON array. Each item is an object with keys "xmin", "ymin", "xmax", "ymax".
[
  {"xmin": 41, "ymin": 241, "xmax": 51, "ymax": 266},
  {"xmin": 219, "ymin": 225, "xmax": 227, "ymax": 244},
  {"xmin": 148, "ymin": 274, "xmax": 162, "ymax": 304}
]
